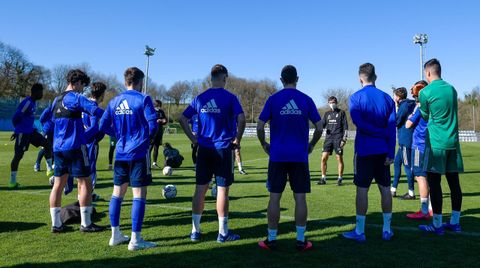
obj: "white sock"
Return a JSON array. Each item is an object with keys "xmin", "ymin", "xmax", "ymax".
[
  {"xmin": 391, "ymin": 187, "xmax": 396, "ymax": 193},
  {"xmin": 111, "ymin": 226, "xmax": 121, "ymax": 237},
  {"xmin": 296, "ymin": 225, "xmax": 306, "ymax": 242},
  {"xmin": 420, "ymin": 198, "xmax": 429, "ymax": 214},
  {"xmin": 433, "ymin": 214, "xmax": 442, "ymax": 228},
  {"xmin": 219, "ymin": 216, "xmax": 228, "ymax": 236},
  {"xmin": 46, "ymin": 158, "xmax": 53, "ymax": 170},
  {"xmin": 428, "ymin": 199, "xmax": 432, "ymax": 211},
  {"xmin": 80, "ymin": 206, "xmax": 92, "ymax": 227},
  {"xmin": 267, "ymin": 228, "xmax": 277, "ymax": 241},
  {"xmin": 338, "ymin": 176, "xmax": 343, "ymax": 180},
  {"xmin": 408, "ymin": 189, "xmax": 415, "ymax": 197},
  {"xmin": 131, "ymin": 231, "xmax": 141, "ymax": 243},
  {"xmin": 153, "ymin": 162, "xmax": 157, "ymax": 166},
  {"xmin": 10, "ymin": 171, "xmax": 17, "ymax": 184},
  {"xmin": 322, "ymin": 175, "xmax": 326, "ymax": 179},
  {"xmin": 238, "ymin": 162, "xmax": 243, "ymax": 171},
  {"xmin": 192, "ymin": 213, "xmax": 202, "ymax": 233},
  {"xmin": 355, "ymin": 215, "xmax": 366, "ymax": 234},
  {"xmin": 382, "ymin": 213, "xmax": 392, "ymax": 233},
  {"xmin": 450, "ymin": 210, "xmax": 461, "ymax": 225},
  {"xmin": 50, "ymin": 207, "xmax": 62, "ymax": 227}
]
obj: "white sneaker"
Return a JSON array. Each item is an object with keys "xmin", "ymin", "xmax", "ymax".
[
  {"xmin": 128, "ymin": 239, "xmax": 157, "ymax": 251},
  {"xmin": 109, "ymin": 233, "xmax": 130, "ymax": 246}
]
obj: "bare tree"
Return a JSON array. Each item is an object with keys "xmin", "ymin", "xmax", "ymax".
[{"xmin": 167, "ymin": 80, "xmax": 191, "ymax": 106}]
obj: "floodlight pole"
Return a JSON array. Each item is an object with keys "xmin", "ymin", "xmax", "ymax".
[
  {"xmin": 413, "ymin": 34, "xmax": 428, "ymax": 80},
  {"xmin": 143, "ymin": 45, "xmax": 155, "ymax": 94}
]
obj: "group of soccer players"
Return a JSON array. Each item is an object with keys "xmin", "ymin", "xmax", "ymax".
[{"xmin": 8, "ymin": 59, "xmax": 463, "ymax": 251}]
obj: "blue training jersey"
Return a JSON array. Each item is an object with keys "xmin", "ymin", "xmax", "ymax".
[
  {"xmin": 83, "ymin": 101, "xmax": 105, "ymax": 145},
  {"xmin": 52, "ymin": 91, "xmax": 104, "ymax": 152},
  {"xmin": 99, "ymin": 90, "xmax": 157, "ymax": 161},
  {"xmin": 12, "ymin": 96, "xmax": 36, "ymax": 134},
  {"xmin": 349, "ymin": 85, "xmax": 396, "ymax": 159},
  {"xmin": 396, "ymin": 99, "xmax": 416, "ymax": 146},
  {"xmin": 189, "ymin": 114, "xmax": 199, "ymax": 134},
  {"xmin": 408, "ymin": 107, "xmax": 427, "ymax": 153},
  {"xmin": 40, "ymin": 106, "xmax": 54, "ymax": 136},
  {"xmin": 259, "ymin": 88, "xmax": 321, "ymax": 163},
  {"xmin": 183, "ymin": 88, "xmax": 244, "ymax": 149}
]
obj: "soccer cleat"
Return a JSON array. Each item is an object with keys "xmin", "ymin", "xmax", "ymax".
[
  {"xmin": 337, "ymin": 178, "xmax": 343, "ymax": 186},
  {"xmin": 128, "ymin": 239, "xmax": 157, "ymax": 251},
  {"xmin": 296, "ymin": 240, "xmax": 313, "ymax": 251},
  {"xmin": 152, "ymin": 162, "xmax": 160, "ymax": 169},
  {"xmin": 109, "ymin": 234, "xmax": 130, "ymax": 246},
  {"xmin": 342, "ymin": 230, "xmax": 366, "ymax": 243},
  {"xmin": 190, "ymin": 231, "xmax": 201, "ymax": 242},
  {"xmin": 80, "ymin": 223, "xmax": 106, "ymax": 232},
  {"xmin": 8, "ymin": 182, "xmax": 21, "ymax": 189},
  {"xmin": 258, "ymin": 238, "xmax": 277, "ymax": 250},
  {"xmin": 443, "ymin": 222, "xmax": 462, "ymax": 233},
  {"xmin": 46, "ymin": 169, "xmax": 54, "ymax": 177},
  {"xmin": 34, "ymin": 163, "xmax": 41, "ymax": 172},
  {"xmin": 399, "ymin": 193, "xmax": 416, "ymax": 200},
  {"xmin": 406, "ymin": 210, "xmax": 431, "ymax": 220},
  {"xmin": 51, "ymin": 224, "xmax": 72, "ymax": 233},
  {"xmin": 239, "ymin": 169, "xmax": 247, "ymax": 175},
  {"xmin": 92, "ymin": 193, "xmax": 101, "ymax": 202},
  {"xmin": 217, "ymin": 231, "xmax": 240, "ymax": 243},
  {"xmin": 316, "ymin": 178, "xmax": 326, "ymax": 185},
  {"xmin": 382, "ymin": 231, "xmax": 394, "ymax": 241},
  {"xmin": 418, "ymin": 224, "xmax": 444, "ymax": 235}
]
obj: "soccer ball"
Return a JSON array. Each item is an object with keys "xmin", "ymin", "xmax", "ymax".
[
  {"xmin": 49, "ymin": 176, "xmax": 55, "ymax": 186},
  {"xmin": 211, "ymin": 184, "xmax": 217, "ymax": 199},
  {"xmin": 163, "ymin": 166, "xmax": 173, "ymax": 176},
  {"xmin": 162, "ymin": 184, "xmax": 177, "ymax": 199}
]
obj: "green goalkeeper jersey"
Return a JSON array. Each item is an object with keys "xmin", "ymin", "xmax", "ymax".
[{"xmin": 419, "ymin": 79, "xmax": 459, "ymax": 150}]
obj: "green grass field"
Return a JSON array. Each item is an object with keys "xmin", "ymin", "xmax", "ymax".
[{"xmin": 1, "ymin": 132, "xmax": 480, "ymax": 267}]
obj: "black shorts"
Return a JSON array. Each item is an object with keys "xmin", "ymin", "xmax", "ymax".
[
  {"xmin": 353, "ymin": 153, "xmax": 391, "ymax": 188},
  {"xmin": 14, "ymin": 131, "xmax": 46, "ymax": 154},
  {"xmin": 323, "ymin": 139, "xmax": 344, "ymax": 155},
  {"xmin": 152, "ymin": 128, "xmax": 164, "ymax": 147},
  {"xmin": 196, "ymin": 145, "xmax": 234, "ymax": 187},
  {"xmin": 267, "ymin": 161, "xmax": 310, "ymax": 193},
  {"xmin": 54, "ymin": 145, "xmax": 91, "ymax": 178},
  {"xmin": 114, "ymin": 154, "xmax": 152, "ymax": 187}
]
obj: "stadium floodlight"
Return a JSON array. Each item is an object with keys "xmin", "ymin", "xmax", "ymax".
[
  {"xmin": 413, "ymin": 34, "xmax": 428, "ymax": 80},
  {"xmin": 143, "ymin": 45, "xmax": 156, "ymax": 94}
]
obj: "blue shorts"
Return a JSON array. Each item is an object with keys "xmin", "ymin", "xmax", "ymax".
[
  {"xmin": 354, "ymin": 153, "xmax": 391, "ymax": 188},
  {"xmin": 54, "ymin": 145, "xmax": 91, "ymax": 178},
  {"xmin": 196, "ymin": 145, "xmax": 234, "ymax": 187},
  {"xmin": 411, "ymin": 147, "xmax": 427, "ymax": 177},
  {"xmin": 114, "ymin": 155, "xmax": 152, "ymax": 187},
  {"xmin": 267, "ymin": 161, "xmax": 310, "ymax": 193}
]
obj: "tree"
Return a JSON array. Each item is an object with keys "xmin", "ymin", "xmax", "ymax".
[{"xmin": 167, "ymin": 80, "xmax": 191, "ymax": 106}]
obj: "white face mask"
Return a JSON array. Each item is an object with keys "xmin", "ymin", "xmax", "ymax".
[{"xmin": 329, "ymin": 103, "xmax": 337, "ymax": 110}]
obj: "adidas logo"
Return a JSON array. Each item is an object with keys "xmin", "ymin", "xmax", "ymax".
[
  {"xmin": 115, "ymin": 100, "xmax": 133, "ymax": 115},
  {"xmin": 200, "ymin": 99, "xmax": 221, "ymax": 113},
  {"xmin": 280, "ymin": 99, "xmax": 302, "ymax": 115}
]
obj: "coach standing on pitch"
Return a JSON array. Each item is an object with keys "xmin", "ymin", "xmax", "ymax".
[
  {"xmin": 179, "ymin": 64, "xmax": 246, "ymax": 243},
  {"xmin": 257, "ymin": 65, "xmax": 322, "ymax": 251},
  {"xmin": 343, "ymin": 63, "xmax": 396, "ymax": 242}
]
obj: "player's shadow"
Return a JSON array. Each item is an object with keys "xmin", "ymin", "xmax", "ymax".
[
  {"xmin": 0, "ymin": 221, "xmax": 47, "ymax": 233},
  {"xmin": 0, "ymin": 185, "xmax": 52, "ymax": 191}
]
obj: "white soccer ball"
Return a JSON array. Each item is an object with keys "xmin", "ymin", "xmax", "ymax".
[
  {"xmin": 49, "ymin": 176, "xmax": 55, "ymax": 186},
  {"xmin": 211, "ymin": 184, "xmax": 217, "ymax": 199},
  {"xmin": 163, "ymin": 166, "xmax": 173, "ymax": 176},
  {"xmin": 162, "ymin": 184, "xmax": 177, "ymax": 199}
]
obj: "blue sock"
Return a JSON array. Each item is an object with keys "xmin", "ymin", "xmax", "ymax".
[
  {"xmin": 382, "ymin": 213, "xmax": 392, "ymax": 233},
  {"xmin": 132, "ymin": 198, "xmax": 146, "ymax": 232},
  {"xmin": 268, "ymin": 228, "xmax": 277, "ymax": 241},
  {"xmin": 355, "ymin": 215, "xmax": 366, "ymax": 234},
  {"xmin": 433, "ymin": 214, "xmax": 442, "ymax": 228},
  {"xmin": 296, "ymin": 225, "xmax": 306, "ymax": 242},
  {"xmin": 109, "ymin": 196, "xmax": 123, "ymax": 227},
  {"xmin": 420, "ymin": 198, "xmax": 429, "ymax": 215},
  {"xmin": 450, "ymin": 210, "xmax": 461, "ymax": 225}
]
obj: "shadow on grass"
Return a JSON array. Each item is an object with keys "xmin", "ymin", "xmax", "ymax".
[{"xmin": 0, "ymin": 221, "xmax": 47, "ymax": 233}]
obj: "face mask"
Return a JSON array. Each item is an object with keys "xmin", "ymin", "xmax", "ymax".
[{"xmin": 329, "ymin": 103, "xmax": 337, "ymax": 110}]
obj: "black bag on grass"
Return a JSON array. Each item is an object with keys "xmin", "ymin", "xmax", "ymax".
[{"xmin": 60, "ymin": 201, "xmax": 98, "ymax": 225}]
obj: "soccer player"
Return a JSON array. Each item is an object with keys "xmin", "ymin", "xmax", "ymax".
[
  {"xmin": 343, "ymin": 63, "xmax": 396, "ymax": 242},
  {"xmin": 150, "ymin": 100, "xmax": 167, "ymax": 168},
  {"xmin": 234, "ymin": 145, "xmax": 247, "ymax": 175},
  {"xmin": 257, "ymin": 65, "xmax": 322, "ymax": 251},
  {"xmin": 108, "ymin": 136, "xmax": 116, "ymax": 170},
  {"xmin": 405, "ymin": 80, "xmax": 432, "ymax": 220},
  {"xmin": 317, "ymin": 96, "xmax": 348, "ymax": 186},
  {"xmin": 9, "ymin": 83, "xmax": 54, "ymax": 189},
  {"xmin": 49, "ymin": 69, "xmax": 105, "ymax": 233},
  {"xmin": 391, "ymin": 87, "xmax": 416, "ymax": 199},
  {"xmin": 179, "ymin": 64, "xmax": 246, "ymax": 243},
  {"xmin": 99, "ymin": 67, "xmax": 158, "ymax": 250},
  {"xmin": 418, "ymin": 59, "xmax": 464, "ymax": 234},
  {"xmin": 35, "ymin": 106, "xmax": 55, "ymax": 173}
]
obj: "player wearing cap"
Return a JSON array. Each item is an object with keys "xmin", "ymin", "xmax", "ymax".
[{"xmin": 179, "ymin": 64, "xmax": 246, "ymax": 243}]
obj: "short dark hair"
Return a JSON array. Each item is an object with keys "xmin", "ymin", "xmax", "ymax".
[
  {"xmin": 393, "ymin": 87, "xmax": 408, "ymax": 99},
  {"xmin": 67, "ymin": 69, "xmax": 90, "ymax": 86},
  {"xmin": 424, "ymin": 58, "xmax": 441, "ymax": 76},
  {"xmin": 155, "ymin": 100, "xmax": 162, "ymax": 106},
  {"xmin": 328, "ymin": 96, "xmax": 338, "ymax": 103},
  {"xmin": 211, "ymin": 64, "xmax": 228, "ymax": 80},
  {"xmin": 281, "ymin": 65, "xmax": 297, "ymax": 84},
  {"xmin": 91, "ymin": 82, "xmax": 107, "ymax": 99},
  {"xmin": 359, "ymin": 63, "xmax": 376, "ymax": 82},
  {"xmin": 31, "ymin": 83, "xmax": 44, "ymax": 93},
  {"xmin": 124, "ymin": 67, "xmax": 145, "ymax": 86}
]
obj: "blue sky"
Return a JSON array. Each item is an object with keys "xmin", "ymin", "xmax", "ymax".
[{"xmin": 1, "ymin": 0, "xmax": 479, "ymax": 105}]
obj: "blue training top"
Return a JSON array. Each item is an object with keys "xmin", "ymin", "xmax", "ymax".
[
  {"xmin": 12, "ymin": 96, "xmax": 36, "ymax": 134},
  {"xmin": 396, "ymin": 99, "xmax": 416, "ymax": 147},
  {"xmin": 189, "ymin": 114, "xmax": 199, "ymax": 134},
  {"xmin": 349, "ymin": 85, "xmax": 396, "ymax": 159},
  {"xmin": 258, "ymin": 88, "xmax": 321, "ymax": 163},
  {"xmin": 40, "ymin": 106, "xmax": 54, "ymax": 136},
  {"xmin": 408, "ymin": 107, "xmax": 427, "ymax": 153},
  {"xmin": 99, "ymin": 89, "xmax": 157, "ymax": 161},
  {"xmin": 52, "ymin": 91, "xmax": 103, "ymax": 152},
  {"xmin": 183, "ymin": 88, "xmax": 244, "ymax": 149},
  {"xmin": 83, "ymin": 101, "xmax": 105, "ymax": 145}
]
